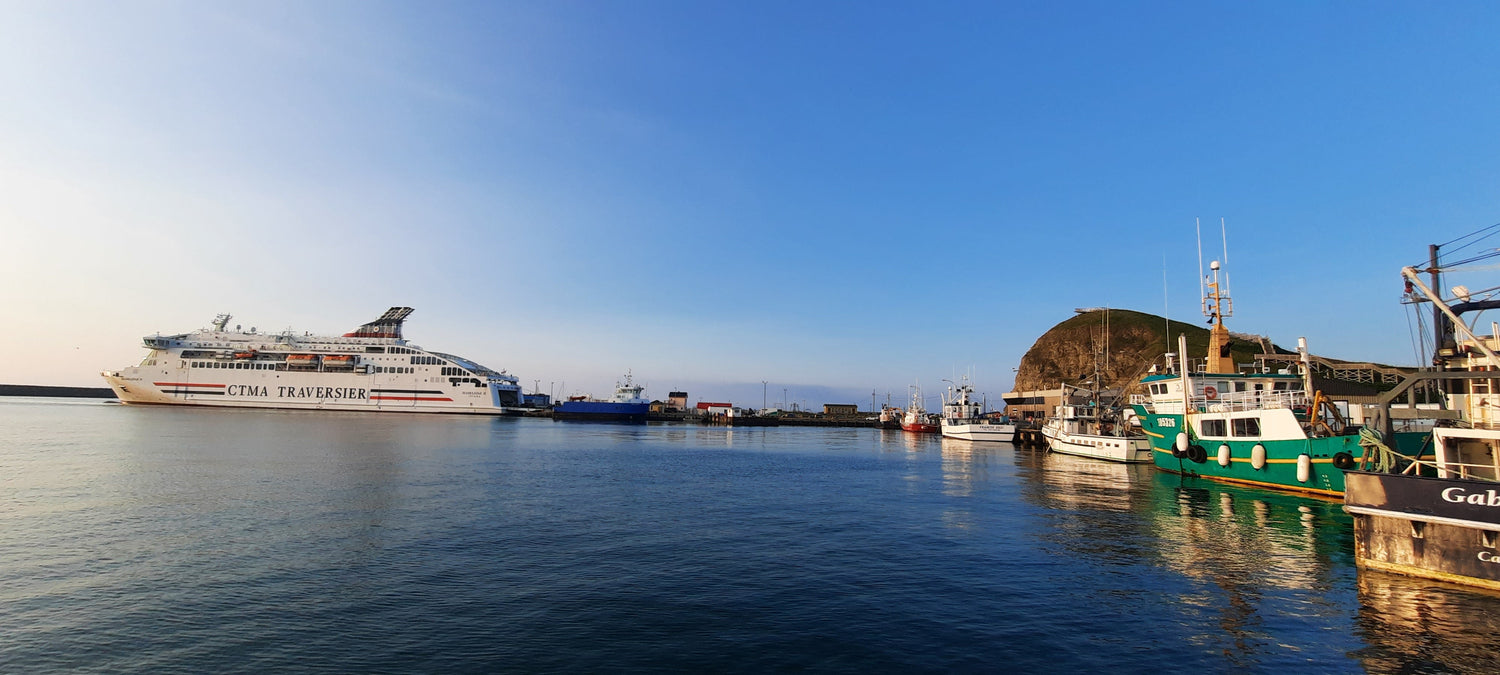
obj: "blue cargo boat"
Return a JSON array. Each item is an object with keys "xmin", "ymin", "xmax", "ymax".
[{"xmin": 553, "ymin": 372, "xmax": 650, "ymax": 423}]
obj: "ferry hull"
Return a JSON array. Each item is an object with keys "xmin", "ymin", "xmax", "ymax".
[
  {"xmin": 102, "ymin": 371, "xmax": 520, "ymax": 415},
  {"xmin": 1135, "ymin": 408, "xmax": 1429, "ymax": 496}
]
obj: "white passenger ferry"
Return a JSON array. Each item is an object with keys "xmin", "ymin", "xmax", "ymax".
[{"xmin": 101, "ymin": 307, "xmax": 523, "ymax": 414}]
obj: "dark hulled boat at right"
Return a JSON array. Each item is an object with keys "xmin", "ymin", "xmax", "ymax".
[{"xmin": 1343, "ymin": 240, "xmax": 1500, "ymax": 591}]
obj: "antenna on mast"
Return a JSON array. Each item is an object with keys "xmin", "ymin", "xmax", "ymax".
[
  {"xmin": 1196, "ymin": 218, "xmax": 1205, "ymax": 307},
  {"xmin": 1220, "ymin": 217, "xmax": 1231, "ymax": 298}
]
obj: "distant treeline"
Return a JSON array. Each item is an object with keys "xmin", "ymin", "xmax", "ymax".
[{"xmin": 0, "ymin": 384, "xmax": 115, "ymax": 398}]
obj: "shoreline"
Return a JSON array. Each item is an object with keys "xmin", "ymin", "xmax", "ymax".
[{"xmin": 1, "ymin": 384, "xmax": 116, "ymax": 398}]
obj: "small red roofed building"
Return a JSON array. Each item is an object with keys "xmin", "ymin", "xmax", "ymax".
[{"xmin": 696, "ymin": 401, "xmax": 733, "ymax": 416}]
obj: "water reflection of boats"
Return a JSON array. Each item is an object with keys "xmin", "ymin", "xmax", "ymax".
[
  {"xmin": 938, "ymin": 436, "xmax": 1004, "ymax": 499},
  {"xmin": 1353, "ymin": 570, "xmax": 1500, "ymax": 672},
  {"xmin": 1033, "ymin": 451, "xmax": 1147, "ymax": 512},
  {"xmin": 1149, "ymin": 477, "xmax": 1346, "ymax": 594},
  {"xmin": 901, "ymin": 428, "xmax": 940, "ymax": 452}
]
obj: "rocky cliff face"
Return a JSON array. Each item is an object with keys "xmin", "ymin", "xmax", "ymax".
[{"xmin": 1014, "ymin": 309, "xmax": 1272, "ymax": 394}]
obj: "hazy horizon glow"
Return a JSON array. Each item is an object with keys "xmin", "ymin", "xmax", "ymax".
[{"xmin": 4, "ymin": 2, "xmax": 1500, "ymax": 407}]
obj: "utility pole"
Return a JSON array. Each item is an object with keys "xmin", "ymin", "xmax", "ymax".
[{"xmin": 763, "ymin": 381, "xmax": 767, "ymax": 410}]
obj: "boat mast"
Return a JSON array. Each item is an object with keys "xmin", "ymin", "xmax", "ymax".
[
  {"xmin": 1179, "ymin": 333, "xmax": 1192, "ymax": 414},
  {"xmin": 1404, "ymin": 266, "xmax": 1500, "ymax": 366},
  {"xmin": 1195, "ymin": 218, "xmax": 1234, "ymax": 374},
  {"xmin": 1430, "ymin": 243, "xmax": 1442, "ymax": 355}
]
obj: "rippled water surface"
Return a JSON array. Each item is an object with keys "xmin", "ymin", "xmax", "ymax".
[{"xmin": 4, "ymin": 397, "xmax": 1500, "ymax": 673}]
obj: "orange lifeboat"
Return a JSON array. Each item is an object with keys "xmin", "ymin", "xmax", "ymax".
[
  {"xmin": 323, "ymin": 355, "xmax": 356, "ymax": 367},
  {"xmin": 233, "ymin": 350, "xmax": 257, "ymax": 359},
  {"xmin": 286, "ymin": 354, "xmax": 320, "ymax": 366}
]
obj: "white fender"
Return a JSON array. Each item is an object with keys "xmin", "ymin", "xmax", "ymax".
[
  {"xmin": 1296, "ymin": 453, "xmax": 1311, "ymax": 483},
  {"xmin": 1251, "ymin": 444, "xmax": 1267, "ymax": 470},
  {"xmin": 1217, "ymin": 444, "xmax": 1231, "ymax": 467},
  {"xmin": 1175, "ymin": 432, "xmax": 1189, "ymax": 453}
]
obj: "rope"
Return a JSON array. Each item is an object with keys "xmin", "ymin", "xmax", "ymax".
[{"xmin": 1358, "ymin": 426, "xmax": 1397, "ymax": 473}]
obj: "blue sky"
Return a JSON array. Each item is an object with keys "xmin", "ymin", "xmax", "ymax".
[{"xmin": 3, "ymin": 1, "xmax": 1500, "ymax": 409}]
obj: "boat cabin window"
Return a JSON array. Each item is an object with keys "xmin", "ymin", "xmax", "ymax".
[
  {"xmin": 1201, "ymin": 419, "xmax": 1227, "ymax": 437},
  {"xmin": 365, "ymin": 346, "xmax": 386, "ymax": 353},
  {"xmin": 1234, "ymin": 382, "xmax": 1247, "ymax": 393},
  {"xmin": 1231, "ymin": 418, "xmax": 1261, "ymax": 437},
  {"xmin": 1273, "ymin": 381, "xmax": 1291, "ymax": 391}
]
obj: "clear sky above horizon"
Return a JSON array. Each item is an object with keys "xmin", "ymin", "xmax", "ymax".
[{"xmin": 4, "ymin": 1, "xmax": 1500, "ymax": 407}]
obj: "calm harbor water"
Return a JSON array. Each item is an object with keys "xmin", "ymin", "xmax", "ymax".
[{"xmin": 4, "ymin": 397, "xmax": 1500, "ymax": 673}]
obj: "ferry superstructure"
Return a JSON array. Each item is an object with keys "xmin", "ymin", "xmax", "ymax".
[{"xmin": 100, "ymin": 307, "xmax": 523, "ymax": 414}]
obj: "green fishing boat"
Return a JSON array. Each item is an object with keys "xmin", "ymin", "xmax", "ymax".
[{"xmin": 1131, "ymin": 257, "xmax": 1429, "ymax": 497}]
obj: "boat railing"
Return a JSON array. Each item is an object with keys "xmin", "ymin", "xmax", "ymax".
[
  {"xmin": 1138, "ymin": 389, "xmax": 1309, "ymax": 415},
  {"xmin": 1362, "ymin": 444, "xmax": 1500, "ymax": 483},
  {"xmin": 1202, "ymin": 389, "xmax": 1308, "ymax": 412},
  {"xmin": 1433, "ymin": 460, "xmax": 1500, "ymax": 482}
]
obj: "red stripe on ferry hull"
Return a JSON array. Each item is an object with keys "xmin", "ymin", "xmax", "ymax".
[{"xmin": 371, "ymin": 395, "xmax": 454, "ymax": 402}]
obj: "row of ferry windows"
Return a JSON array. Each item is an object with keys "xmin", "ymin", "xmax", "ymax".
[
  {"xmin": 190, "ymin": 361, "xmax": 415, "ymax": 374},
  {"xmin": 1200, "ymin": 418, "xmax": 1261, "ymax": 438},
  {"xmin": 193, "ymin": 362, "xmax": 274, "ymax": 370}
]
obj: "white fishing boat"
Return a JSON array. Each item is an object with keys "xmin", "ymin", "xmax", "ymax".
[
  {"xmin": 939, "ymin": 376, "xmax": 1015, "ymax": 442},
  {"xmin": 1042, "ymin": 384, "xmax": 1152, "ymax": 463},
  {"xmin": 101, "ymin": 307, "xmax": 524, "ymax": 414}
]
